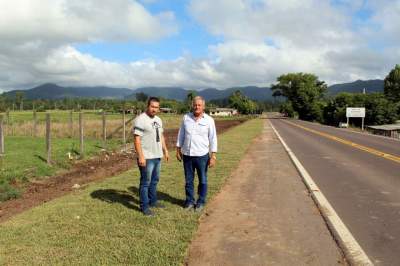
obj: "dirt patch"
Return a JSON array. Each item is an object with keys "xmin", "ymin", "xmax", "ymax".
[{"xmin": 0, "ymin": 119, "xmax": 247, "ymax": 223}]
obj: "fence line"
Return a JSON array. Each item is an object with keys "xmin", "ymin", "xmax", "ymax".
[
  {"xmin": 0, "ymin": 114, "xmax": 4, "ymax": 155},
  {"xmin": 46, "ymin": 113, "xmax": 51, "ymax": 164},
  {"xmin": 79, "ymin": 112, "xmax": 84, "ymax": 157},
  {"xmin": 0, "ymin": 110, "xmax": 137, "ymax": 161}
]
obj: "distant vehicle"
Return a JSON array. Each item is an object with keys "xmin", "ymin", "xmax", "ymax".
[{"xmin": 338, "ymin": 122, "xmax": 348, "ymax": 128}]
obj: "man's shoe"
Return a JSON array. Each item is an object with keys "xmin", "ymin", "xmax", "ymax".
[
  {"xmin": 142, "ymin": 209, "xmax": 155, "ymax": 216},
  {"xmin": 183, "ymin": 204, "xmax": 195, "ymax": 211},
  {"xmin": 194, "ymin": 204, "xmax": 204, "ymax": 212},
  {"xmin": 150, "ymin": 202, "xmax": 165, "ymax": 209}
]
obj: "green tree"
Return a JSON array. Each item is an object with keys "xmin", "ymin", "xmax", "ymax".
[
  {"xmin": 15, "ymin": 91, "xmax": 25, "ymax": 111},
  {"xmin": 323, "ymin": 92, "xmax": 398, "ymax": 126},
  {"xmin": 135, "ymin": 92, "xmax": 148, "ymax": 102},
  {"xmin": 186, "ymin": 90, "xmax": 197, "ymax": 108},
  {"xmin": 0, "ymin": 95, "xmax": 6, "ymax": 112},
  {"xmin": 280, "ymin": 101, "xmax": 296, "ymax": 117},
  {"xmin": 384, "ymin": 64, "xmax": 400, "ymax": 102},
  {"xmin": 228, "ymin": 90, "xmax": 257, "ymax": 114},
  {"xmin": 271, "ymin": 73, "xmax": 327, "ymax": 121}
]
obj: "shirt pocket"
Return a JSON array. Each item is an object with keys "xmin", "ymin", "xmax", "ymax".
[{"xmin": 196, "ymin": 123, "xmax": 209, "ymax": 135}]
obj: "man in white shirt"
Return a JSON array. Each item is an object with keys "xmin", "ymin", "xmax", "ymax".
[
  {"xmin": 176, "ymin": 96, "xmax": 217, "ymax": 212},
  {"xmin": 133, "ymin": 97, "xmax": 169, "ymax": 216}
]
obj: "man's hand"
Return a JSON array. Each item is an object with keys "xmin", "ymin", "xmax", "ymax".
[
  {"xmin": 209, "ymin": 155, "xmax": 216, "ymax": 168},
  {"xmin": 164, "ymin": 151, "xmax": 169, "ymax": 162},
  {"xmin": 176, "ymin": 148, "xmax": 182, "ymax": 162},
  {"xmin": 138, "ymin": 156, "xmax": 146, "ymax": 167}
]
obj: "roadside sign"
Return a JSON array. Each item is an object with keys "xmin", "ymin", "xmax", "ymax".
[{"xmin": 346, "ymin": 107, "xmax": 365, "ymax": 118}]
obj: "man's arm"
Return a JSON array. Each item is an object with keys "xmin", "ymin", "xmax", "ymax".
[
  {"xmin": 161, "ymin": 133, "xmax": 169, "ymax": 162},
  {"xmin": 134, "ymin": 135, "xmax": 146, "ymax": 167},
  {"xmin": 208, "ymin": 119, "xmax": 218, "ymax": 168},
  {"xmin": 176, "ymin": 117, "xmax": 185, "ymax": 162}
]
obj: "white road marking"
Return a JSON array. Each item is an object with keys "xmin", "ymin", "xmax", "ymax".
[{"xmin": 269, "ymin": 119, "xmax": 374, "ymax": 266}]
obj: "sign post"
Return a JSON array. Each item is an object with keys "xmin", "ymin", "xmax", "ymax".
[{"xmin": 346, "ymin": 107, "xmax": 366, "ymax": 130}]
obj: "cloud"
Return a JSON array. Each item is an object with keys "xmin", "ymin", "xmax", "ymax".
[
  {"xmin": 188, "ymin": 0, "xmax": 355, "ymax": 48},
  {"xmin": 0, "ymin": 0, "xmax": 398, "ymax": 91},
  {"xmin": 186, "ymin": 0, "xmax": 399, "ymax": 85},
  {"xmin": 0, "ymin": 0, "xmax": 179, "ymax": 90},
  {"xmin": 0, "ymin": 0, "xmax": 177, "ymax": 44}
]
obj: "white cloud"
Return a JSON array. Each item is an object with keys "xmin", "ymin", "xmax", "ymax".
[
  {"xmin": 0, "ymin": 0, "xmax": 177, "ymax": 44},
  {"xmin": 0, "ymin": 0, "xmax": 398, "ymax": 91},
  {"xmin": 186, "ymin": 0, "xmax": 399, "ymax": 85}
]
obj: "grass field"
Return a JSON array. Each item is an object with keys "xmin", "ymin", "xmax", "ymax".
[
  {"xmin": 2, "ymin": 111, "xmax": 183, "ymax": 138},
  {"xmin": 0, "ymin": 136, "xmax": 122, "ymax": 201},
  {"xmin": 1, "ymin": 110, "xmax": 247, "ymax": 138},
  {"xmin": 0, "ymin": 118, "xmax": 263, "ymax": 265}
]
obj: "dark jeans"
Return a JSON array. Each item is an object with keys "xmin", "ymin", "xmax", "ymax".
[
  {"xmin": 139, "ymin": 158, "xmax": 161, "ymax": 211},
  {"xmin": 183, "ymin": 154, "xmax": 209, "ymax": 206}
]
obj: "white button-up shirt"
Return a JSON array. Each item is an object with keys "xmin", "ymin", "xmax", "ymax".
[{"xmin": 176, "ymin": 112, "xmax": 218, "ymax": 156}]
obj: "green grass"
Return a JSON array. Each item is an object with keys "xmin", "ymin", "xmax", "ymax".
[
  {"xmin": 4, "ymin": 110, "xmax": 125, "ymax": 123},
  {"xmin": 4, "ymin": 110, "xmax": 250, "ymax": 128},
  {"xmin": 0, "ymin": 136, "xmax": 121, "ymax": 201},
  {"xmin": 0, "ymin": 118, "xmax": 263, "ymax": 265}
]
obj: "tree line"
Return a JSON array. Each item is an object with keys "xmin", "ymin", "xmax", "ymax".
[
  {"xmin": 271, "ymin": 64, "xmax": 400, "ymax": 126},
  {"xmin": 0, "ymin": 90, "xmax": 277, "ymax": 115}
]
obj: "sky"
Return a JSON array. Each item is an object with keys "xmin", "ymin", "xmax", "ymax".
[{"xmin": 0, "ymin": 0, "xmax": 399, "ymax": 91}]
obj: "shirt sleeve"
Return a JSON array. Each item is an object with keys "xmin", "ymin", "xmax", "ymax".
[
  {"xmin": 133, "ymin": 117, "xmax": 145, "ymax": 136},
  {"xmin": 176, "ymin": 115, "xmax": 186, "ymax": 148},
  {"xmin": 209, "ymin": 118, "xmax": 218, "ymax": 153},
  {"xmin": 158, "ymin": 117, "xmax": 164, "ymax": 134}
]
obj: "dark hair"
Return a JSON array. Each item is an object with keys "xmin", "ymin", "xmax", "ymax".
[{"xmin": 147, "ymin": 97, "xmax": 160, "ymax": 107}]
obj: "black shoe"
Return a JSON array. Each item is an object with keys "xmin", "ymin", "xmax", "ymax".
[
  {"xmin": 150, "ymin": 202, "xmax": 165, "ymax": 209},
  {"xmin": 195, "ymin": 204, "xmax": 204, "ymax": 212},
  {"xmin": 142, "ymin": 209, "xmax": 155, "ymax": 216},
  {"xmin": 183, "ymin": 203, "xmax": 195, "ymax": 211}
]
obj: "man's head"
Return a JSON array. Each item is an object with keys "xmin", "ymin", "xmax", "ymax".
[
  {"xmin": 192, "ymin": 96, "xmax": 205, "ymax": 117},
  {"xmin": 146, "ymin": 97, "xmax": 160, "ymax": 117}
]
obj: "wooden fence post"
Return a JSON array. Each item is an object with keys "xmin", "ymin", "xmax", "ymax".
[
  {"xmin": 33, "ymin": 109, "xmax": 37, "ymax": 137},
  {"xmin": 102, "ymin": 111, "xmax": 106, "ymax": 148},
  {"xmin": 79, "ymin": 112, "xmax": 84, "ymax": 158},
  {"xmin": 69, "ymin": 110, "xmax": 73, "ymax": 138},
  {"xmin": 46, "ymin": 113, "xmax": 51, "ymax": 164},
  {"xmin": 0, "ymin": 114, "xmax": 4, "ymax": 154},
  {"xmin": 6, "ymin": 109, "xmax": 10, "ymax": 124},
  {"xmin": 123, "ymin": 109, "xmax": 126, "ymax": 151}
]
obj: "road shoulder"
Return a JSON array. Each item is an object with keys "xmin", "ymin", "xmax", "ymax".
[{"xmin": 185, "ymin": 119, "xmax": 345, "ymax": 266}]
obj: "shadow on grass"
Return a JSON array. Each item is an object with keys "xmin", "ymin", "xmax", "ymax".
[
  {"xmin": 90, "ymin": 189, "xmax": 141, "ymax": 212},
  {"xmin": 34, "ymin": 154, "xmax": 47, "ymax": 163},
  {"xmin": 128, "ymin": 186, "xmax": 185, "ymax": 207}
]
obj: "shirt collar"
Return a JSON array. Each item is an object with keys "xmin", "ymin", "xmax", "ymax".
[{"xmin": 190, "ymin": 112, "xmax": 205, "ymax": 120}]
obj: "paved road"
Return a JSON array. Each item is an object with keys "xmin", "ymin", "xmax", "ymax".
[
  {"xmin": 186, "ymin": 120, "xmax": 343, "ymax": 266},
  {"xmin": 270, "ymin": 118, "xmax": 400, "ymax": 266}
]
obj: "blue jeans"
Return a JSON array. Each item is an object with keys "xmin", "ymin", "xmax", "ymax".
[
  {"xmin": 183, "ymin": 154, "xmax": 209, "ymax": 206},
  {"xmin": 139, "ymin": 158, "xmax": 161, "ymax": 211}
]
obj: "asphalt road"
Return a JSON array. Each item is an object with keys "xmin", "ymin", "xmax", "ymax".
[{"xmin": 269, "ymin": 118, "xmax": 400, "ymax": 266}]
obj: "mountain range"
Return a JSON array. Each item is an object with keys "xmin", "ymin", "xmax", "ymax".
[
  {"xmin": 1, "ymin": 79, "xmax": 385, "ymax": 102},
  {"xmin": 327, "ymin": 79, "xmax": 384, "ymax": 95}
]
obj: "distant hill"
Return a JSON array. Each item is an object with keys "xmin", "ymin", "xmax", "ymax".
[
  {"xmin": 3, "ymin": 83, "xmax": 133, "ymax": 100},
  {"xmin": 1, "ymin": 79, "xmax": 385, "ymax": 101},
  {"xmin": 126, "ymin": 87, "xmax": 189, "ymax": 101},
  {"xmin": 126, "ymin": 86, "xmax": 273, "ymax": 101},
  {"xmin": 328, "ymin": 79, "xmax": 384, "ymax": 95}
]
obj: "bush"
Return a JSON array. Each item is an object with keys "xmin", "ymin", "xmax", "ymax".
[
  {"xmin": 323, "ymin": 92, "xmax": 398, "ymax": 126},
  {"xmin": 0, "ymin": 182, "xmax": 21, "ymax": 202}
]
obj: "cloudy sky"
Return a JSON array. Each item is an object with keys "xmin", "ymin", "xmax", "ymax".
[{"xmin": 0, "ymin": 0, "xmax": 399, "ymax": 91}]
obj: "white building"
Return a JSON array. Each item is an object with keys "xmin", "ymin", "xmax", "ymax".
[{"xmin": 209, "ymin": 108, "xmax": 238, "ymax": 117}]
